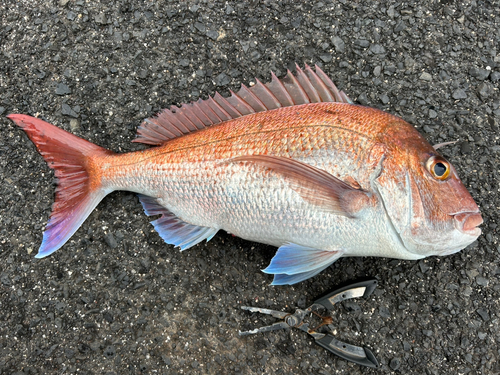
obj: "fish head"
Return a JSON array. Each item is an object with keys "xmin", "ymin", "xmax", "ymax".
[{"xmin": 375, "ymin": 120, "xmax": 482, "ymax": 257}]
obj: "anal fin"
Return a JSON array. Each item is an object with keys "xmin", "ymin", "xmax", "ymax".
[
  {"xmin": 263, "ymin": 243, "xmax": 344, "ymax": 285},
  {"xmin": 139, "ymin": 195, "xmax": 218, "ymax": 251}
]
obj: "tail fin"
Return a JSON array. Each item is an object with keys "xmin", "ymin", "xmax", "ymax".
[{"xmin": 8, "ymin": 114, "xmax": 113, "ymax": 258}]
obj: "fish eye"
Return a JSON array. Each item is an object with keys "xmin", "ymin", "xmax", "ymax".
[
  {"xmin": 434, "ymin": 162, "xmax": 447, "ymax": 176},
  {"xmin": 426, "ymin": 156, "xmax": 450, "ymax": 180}
]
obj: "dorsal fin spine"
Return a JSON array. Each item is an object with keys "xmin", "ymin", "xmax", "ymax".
[
  {"xmin": 304, "ymin": 64, "xmax": 334, "ymax": 102},
  {"xmin": 180, "ymin": 104, "xmax": 207, "ymax": 129},
  {"xmin": 180, "ymin": 104, "xmax": 203, "ymax": 128},
  {"xmin": 251, "ymin": 78, "xmax": 281, "ymax": 109},
  {"xmin": 295, "ymin": 64, "xmax": 320, "ymax": 103},
  {"xmin": 195, "ymin": 99, "xmax": 219, "ymax": 124},
  {"xmin": 133, "ymin": 119, "xmax": 176, "ymax": 145},
  {"xmin": 207, "ymin": 96, "xmax": 231, "ymax": 121},
  {"xmin": 172, "ymin": 106, "xmax": 198, "ymax": 132},
  {"xmin": 238, "ymin": 84, "xmax": 267, "ymax": 112},
  {"xmin": 228, "ymin": 90, "xmax": 255, "ymax": 115},
  {"xmin": 314, "ymin": 64, "xmax": 344, "ymax": 102},
  {"xmin": 146, "ymin": 118, "xmax": 178, "ymax": 139},
  {"xmin": 192, "ymin": 101, "xmax": 216, "ymax": 126},
  {"xmin": 167, "ymin": 106, "xmax": 192, "ymax": 134},
  {"xmin": 214, "ymin": 92, "xmax": 242, "ymax": 118},
  {"xmin": 266, "ymin": 72, "xmax": 294, "ymax": 106},
  {"xmin": 340, "ymin": 91, "xmax": 353, "ymax": 104},
  {"xmin": 285, "ymin": 69, "xmax": 310, "ymax": 104}
]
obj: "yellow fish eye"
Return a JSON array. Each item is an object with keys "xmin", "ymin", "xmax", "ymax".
[{"xmin": 426, "ymin": 156, "xmax": 450, "ymax": 180}]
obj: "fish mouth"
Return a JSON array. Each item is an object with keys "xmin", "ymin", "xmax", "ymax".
[{"xmin": 453, "ymin": 211, "xmax": 483, "ymax": 236}]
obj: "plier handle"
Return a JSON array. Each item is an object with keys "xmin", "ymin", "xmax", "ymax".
[{"xmin": 239, "ymin": 279, "xmax": 379, "ymax": 368}]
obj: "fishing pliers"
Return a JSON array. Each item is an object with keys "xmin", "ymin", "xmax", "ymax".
[{"xmin": 239, "ymin": 279, "xmax": 379, "ymax": 368}]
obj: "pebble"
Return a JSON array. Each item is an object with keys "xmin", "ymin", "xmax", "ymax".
[
  {"xmin": 418, "ymin": 260, "xmax": 430, "ymax": 273},
  {"xmin": 379, "ymin": 306, "xmax": 391, "ymax": 318},
  {"xmin": 477, "ymin": 82, "xmax": 493, "ymax": 98},
  {"xmin": 320, "ymin": 54, "xmax": 332, "ymax": 62},
  {"xmin": 461, "ymin": 141, "xmax": 471, "ymax": 154},
  {"xmin": 216, "ymin": 72, "xmax": 231, "ymax": 86},
  {"xmin": 370, "ymin": 44, "xmax": 386, "ymax": 54},
  {"xmin": 469, "ymin": 67, "xmax": 490, "ymax": 80},
  {"xmin": 55, "ymin": 83, "xmax": 71, "ymax": 95},
  {"xmin": 422, "ymin": 329, "xmax": 433, "ymax": 337},
  {"xmin": 250, "ymin": 50, "xmax": 262, "ymax": 61},
  {"xmin": 354, "ymin": 39, "xmax": 370, "ymax": 48},
  {"xmin": 420, "ymin": 72, "xmax": 432, "ymax": 81},
  {"xmin": 394, "ymin": 20, "xmax": 406, "ymax": 32},
  {"xmin": 380, "ymin": 94, "xmax": 390, "ymax": 104},
  {"xmin": 384, "ymin": 65, "xmax": 396, "ymax": 75},
  {"xmin": 452, "ymin": 88, "xmax": 467, "ymax": 99},
  {"xmin": 476, "ymin": 276, "xmax": 489, "ymax": 287},
  {"xmin": 0, "ymin": 274, "xmax": 11, "ymax": 286},
  {"xmin": 357, "ymin": 93, "xmax": 369, "ymax": 105},
  {"xmin": 194, "ymin": 22, "xmax": 205, "ymax": 32},
  {"xmin": 104, "ymin": 232, "xmax": 118, "ymax": 249},
  {"xmin": 104, "ymin": 345, "xmax": 116, "ymax": 358},
  {"xmin": 331, "ymin": 36, "xmax": 345, "ymax": 52},
  {"xmin": 61, "ymin": 103, "xmax": 78, "ymax": 117},
  {"xmin": 206, "ymin": 30, "xmax": 219, "ymax": 40},
  {"xmin": 476, "ymin": 308, "xmax": 490, "ymax": 322},
  {"xmin": 390, "ymin": 358, "xmax": 401, "ymax": 370},
  {"xmin": 296, "ymin": 295, "xmax": 307, "ymax": 309},
  {"xmin": 103, "ymin": 311, "xmax": 114, "ymax": 323},
  {"xmin": 66, "ymin": 11, "xmax": 76, "ymax": 21},
  {"xmin": 344, "ymin": 301, "xmax": 361, "ymax": 312},
  {"xmin": 94, "ymin": 13, "xmax": 108, "ymax": 25}
]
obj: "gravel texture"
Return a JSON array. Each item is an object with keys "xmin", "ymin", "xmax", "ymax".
[{"xmin": 1, "ymin": 1, "xmax": 499, "ymax": 374}]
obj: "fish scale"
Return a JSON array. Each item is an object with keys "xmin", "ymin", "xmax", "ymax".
[{"xmin": 9, "ymin": 64, "xmax": 482, "ymax": 285}]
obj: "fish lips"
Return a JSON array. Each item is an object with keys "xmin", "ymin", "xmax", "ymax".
[
  {"xmin": 423, "ymin": 212, "xmax": 483, "ymax": 257},
  {"xmin": 452, "ymin": 211, "xmax": 483, "ymax": 237},
  {"xmin": 400, "ymin": 211, "xmax": 483, "ymax": 257}
]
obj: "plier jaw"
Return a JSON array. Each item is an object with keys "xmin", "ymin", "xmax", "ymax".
[{"xmin": 239, "ymin": 279, "xmax": 379, "ymax": 368}]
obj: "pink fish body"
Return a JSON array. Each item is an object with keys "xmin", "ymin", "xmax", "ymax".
[{"xmin": 9, "ymin": 64, "xmax": 482, "ymax": 285}]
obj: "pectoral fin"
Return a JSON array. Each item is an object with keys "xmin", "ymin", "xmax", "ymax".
[
  {"xmin": 263, "ymin": 243, "xmax": 344, "ymax": 285},
  {"xmin": 229, "ymin": 155, "xmax": 371, "ymax": 217}
]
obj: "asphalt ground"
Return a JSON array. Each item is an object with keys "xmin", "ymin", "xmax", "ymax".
[{"xmin": 0, "ymin": 1, "xmax": 499, "ymax": 374}]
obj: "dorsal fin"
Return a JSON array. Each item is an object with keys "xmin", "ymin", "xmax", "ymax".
[{"xmin": 133, "ymin": 64, "xmax": 353, "ymax": 145}]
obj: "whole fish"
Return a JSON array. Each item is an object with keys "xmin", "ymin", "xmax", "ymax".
[{"xmin": 9, "ymin": 64, "xmax": 482, "ymax": 285}]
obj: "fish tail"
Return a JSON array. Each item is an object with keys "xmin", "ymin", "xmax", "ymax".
[{"xmin": 8, "ymin": 114, "xmax": 113, "ymax": 258}]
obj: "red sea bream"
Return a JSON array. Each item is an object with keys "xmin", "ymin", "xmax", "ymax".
[{"xmin": 9, "ymin": 64, "xmax": 482, "ymax": 285}]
